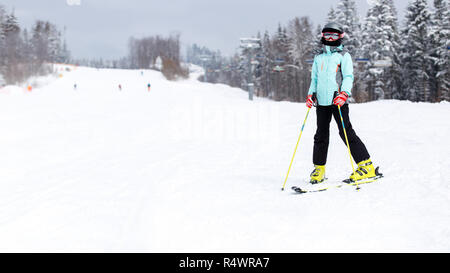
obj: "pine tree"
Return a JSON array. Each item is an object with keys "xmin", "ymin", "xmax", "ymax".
[
  {"xmin": 1, "ymin": 11, "xmax": 22, "ymax": 83},
  {"xmin": 333, "ymin": 0, "xmax": 367, "ymax": 101},
  {"xmin": 58, "ymin": 38, "xmax": 71, "ymax": 63},
  {"xmin": 429, "ymin": 0, "xmax": 449, "ymax": 101},
  {"xmin": 287, "ymin": 17, "xmax": 314, "ymax": 101},
  {"xmin": 382, "ymin": 0, "xmax": 403, "ymax": 100},
  {"xmin": 21, "ymin": 28, "xmax": 33, "ymax": 79},
  {"xmin": 327, "ymin": 6, "xmax": 337, "ymax": 23},
  {"xmin": 258, "ymin": 30, "xmax": 272, "ymax": 98},
  {"xmin": 0, "ymin": 5, "xmax": 69, "ymax": 83},
  {"xmin": 31, "ymin": 20, "xmax": 49, "ymax": 68},
  {"xmin": 313, "ymin": 24, "xmax": 323, "ymax": 56},
  {"xmin": 47, "ymin": 24, "xmax": 62, "ymax": 63},
  {"xmin": 360, "ymin": 0, "xmax": 403, "ymax": 101},
  {"xmin": 335, "ymin": 0, "xmax": 362, "ymax": 57},
  {"xmin": 401, "ymin": 0, "xmax": 432, "ymax": 102},
  {"xmin": 273, "ymin": 24, "xmax": 289, "ymax": 100},
  {"xmin": 360, "ymin": 2, "xmax": 383, "ymax": 100},
  {"xmin": 0, "ymin": 4, "xmax": 7, "ymax": 71}
]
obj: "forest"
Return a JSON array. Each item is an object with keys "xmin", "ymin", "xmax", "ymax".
[
  {"xmin": 0, "ymin": 5, "xmax": 70, "ymax": 85},
  {"xmin": 188, "ymin": 0, "xmax": 449, "ymax": 103},
  {"xmin": 1, "ymin": 0, "xmax": 448, "ymax": 103}
]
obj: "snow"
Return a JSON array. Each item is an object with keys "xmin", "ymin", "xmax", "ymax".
[{"xmin": 0, "ymin": 65, "xmax": 449, "ymax": 252}]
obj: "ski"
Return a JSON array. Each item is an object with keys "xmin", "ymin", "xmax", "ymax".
[{"xmin": 291, "ymin": 168, "xmax": 383, "ymax": 194}]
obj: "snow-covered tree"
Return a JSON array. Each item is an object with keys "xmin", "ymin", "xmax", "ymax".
[
  {"xmin": 312, "ymin": 24, "xmax": 323, "ymax": 56},
  {"xmin": 287, "ymin": 16, "xmax": 314, "ymax": 101},
  {"xmin": 31, "ymin": 20, "xmax": 51, "ymax": 67},
  {"xmin": 0, "ymin": 4, "xmax": 7, "ymax": 77},
  {"xmin": 58, "ymin": 38, "xmax": 71, "ymax": 63},
  {"xmin": 360, "ymin": 0, "xmax": 403, "ymax": 100},
  {"xmin": 0, "ymin": 5, "xmax": 70, "ymax": 83},
  {"xmin": 20, "ymin": 28, "xmax": 33, "ymax": 78},
  {"xmin": 401, "ymin": 0, "xmax": 432, "ymax": 102},
  {"xmin": 327, "ymin": 6, "xmax": 337, "ymax": 23},
  {"xmin": 360, "ymin": 1, "xmax": 384, "ymax": 100},
  {"xmin": 258, "ymin": 30, "xmax": 273, "ymax": 98},
  {"xmin": 0, "ymin": 4, "xmax": 6, "ymax": 40},
  {"xmin": 381, "ymin": 0, "xmax": 403, "ymax": 100},
  {"xmin": 333, "ymin": 0, "xmax": 367, "ymax": 101},
  {"xmin": 1, "ymin": 11, "xmax": 22, "ymax": 83},
  {"xmin": 429, "ymin": 0, "xmax": 449, "ymax": 101},
  {"xmin": 272, "ymin": 24, "xmax": 290, "ymax": 100},
  {"xmin": 47, "ymin": 25, "xmax": 62, "ymax": 63},
  {"xmin": 335, "ymin": 0, "xmax": 362, "ymax": 57}
]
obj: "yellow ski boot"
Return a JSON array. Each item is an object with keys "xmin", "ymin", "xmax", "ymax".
[
  {"xmin": 348, "ymin": 159, "xmax": 380, "ymax": 182},
  {"xmin": 310, "ymin": 165, "xmax": 326, "ymax": 184}
]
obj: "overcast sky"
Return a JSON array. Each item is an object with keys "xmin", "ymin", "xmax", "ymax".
[{"xmin": 2, "ymin": 0, "xmax": 414, "ymax": 60}]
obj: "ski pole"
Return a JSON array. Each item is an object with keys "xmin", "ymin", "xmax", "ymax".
[
  {"xmin": 337, "ymin": 105, "xmax": 356, "ymax": 185},
  {"xmin": 281, "ymin": 107, "xmax": 311, "ymax": 191}
]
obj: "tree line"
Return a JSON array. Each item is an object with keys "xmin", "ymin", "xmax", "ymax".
[
  {"xmin": 0, "ymin": 5, "xmax": 70, "ymax": 85},
  {"xmin": 127, "ymin": 33, "xmax": 188, "ymax": 80},
  {"xmin": 75, "ymin": 33, "xmax": 189, "ymax": 80},
  {"xmin": 192, "ymin": 0, "xmax": 449, "ymax": 103}
]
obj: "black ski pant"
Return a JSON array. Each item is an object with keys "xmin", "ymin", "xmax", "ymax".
[{"xmin": 313, "ymin": 104, "xmax": 370, "ymax": 166}]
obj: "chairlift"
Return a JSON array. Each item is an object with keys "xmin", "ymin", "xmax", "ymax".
[
  {"xmin": 355, "ymin": 58, "xmax": 370, "ymax": 63},
  {"xmin": 273, "ymin": 65, "xmax": 285, "ymax": 72},
  {"xmin": 373, "ymin": 59, "xmax": 392, "ymax": 67},
  {"xmin": 240, "ymin": 38, "xmax": 261, "ymax": 49},
  {"xmin": 199, "ymin": 54, "xmax": 211, "ymax": 62},
  {"xmin": 240, "ymin": 38, "xmax": 261, "ymax": 44}
]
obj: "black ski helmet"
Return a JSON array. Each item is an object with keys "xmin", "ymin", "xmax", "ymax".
[
  {"xmin": 321, "ymin": 22, "xmax": 345, "ymax": 46},
  {"xmin": 322, "ymin": 22, "xmax": 344, "ymax": 34}
]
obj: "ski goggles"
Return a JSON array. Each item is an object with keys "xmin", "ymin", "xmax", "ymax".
[{"xmin": 322, "ymin": 32, "xmax": 344, "ymax": 41}]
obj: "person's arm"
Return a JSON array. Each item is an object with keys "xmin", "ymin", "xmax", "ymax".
[
  {"xmin": 308, "ymin": 56, "xmax": 318, "ymax": 95},
  {"xmin": 340, "ymin": 53, "xmax": 354, "ymax": 97}
]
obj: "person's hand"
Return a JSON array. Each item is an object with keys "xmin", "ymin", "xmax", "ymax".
[
  {"xmin": 333, "ymin": 91, "xmax": 348, "ymax": 107},
  {"xmin": 306, "ymin": 94, "xmax": 316, "ymax": 108}
]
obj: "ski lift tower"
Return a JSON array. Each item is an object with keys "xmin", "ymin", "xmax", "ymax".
[
  {"xmin": 355, "ymin": 57, "xmax": 392, "ymax": 100},
  {"xmin": 240, "ymin": 38, "xmax": 261, "ymax": 100},
  {"xmin": 199, "ymin": 54, "xmax": 211, "ymax": 82}
]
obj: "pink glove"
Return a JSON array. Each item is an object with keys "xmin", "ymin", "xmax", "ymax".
[
  {"xmin": 306, "ymin": 94, "xmax": 316, "ymax": 108},
  {"xmin": 333, "ymin": 91, "xmax": 349, "ymax": 107}
]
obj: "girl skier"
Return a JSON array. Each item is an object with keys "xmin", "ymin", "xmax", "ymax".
[{"xmin": 306, "ymin": 22, "xmax": 378, "ymax": 184}]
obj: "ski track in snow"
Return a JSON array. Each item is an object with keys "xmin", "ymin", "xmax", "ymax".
[{"xmin": 0, "ymin": 65, "xmax": 449, "ymax": 252}]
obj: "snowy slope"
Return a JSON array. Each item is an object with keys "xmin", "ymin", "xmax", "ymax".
[{"xmin": 0, "ymin": 65, "xmax": 449, "ymax": 252}]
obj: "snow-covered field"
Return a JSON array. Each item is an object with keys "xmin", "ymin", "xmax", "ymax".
[{"xmin": 0, "ymin": 65, "xmax": 449, "ymax": 252}]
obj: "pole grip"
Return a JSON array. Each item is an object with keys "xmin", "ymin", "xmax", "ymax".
[{"xmin": 312, "ymin": 93, "xmax": 317, "ymax": 107}]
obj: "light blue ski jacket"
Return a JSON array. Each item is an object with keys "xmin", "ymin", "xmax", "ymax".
[{"xmin": 308, "ymin": 45, "xmax": 354, "ymax": 106}]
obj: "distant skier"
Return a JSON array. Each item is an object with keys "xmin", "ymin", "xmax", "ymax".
[
  {"xmin": 118, "ymin": 84, "xmax": 122, "ymax": 91},
  {"xmin": 306, "ymin": 22, "xmax": 378, "ymax": 184},
  {"xmin": 147, "ymin": 83, "xmax": 151, "ymax": 92},
  {"xmin": 74, "ymin": 83, "xmax": 77, "ymax": 90}
]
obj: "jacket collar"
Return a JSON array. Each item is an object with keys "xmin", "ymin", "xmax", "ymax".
[{"xmin": 323, "ymin": 44, "xmax": 344, "ymax": 54}]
